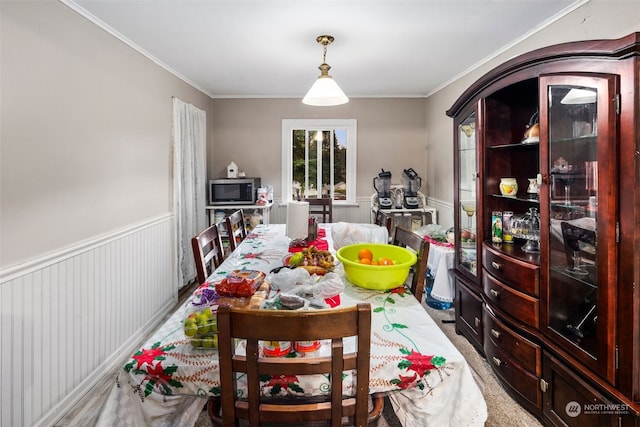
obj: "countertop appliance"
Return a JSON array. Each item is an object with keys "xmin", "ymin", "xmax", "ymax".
[
  {"xmin": 402, "ymin": 168, "xmax": 422, "ymax": 209},
  {"xmin": 209, "ymin": 177, "xmax": 261, "ymax": 205},
  {"xmin": 373, "ymin": 169, "xmax": 393, "ymax": 209}
]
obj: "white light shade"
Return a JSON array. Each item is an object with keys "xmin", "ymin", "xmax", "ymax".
[
  {"xmin": 303, "ymin": 75, "xmax": 349, "ymax": 106},
  {"xmin": 561, "ymin": 88, "xmax": 597, "ymax": 104}
]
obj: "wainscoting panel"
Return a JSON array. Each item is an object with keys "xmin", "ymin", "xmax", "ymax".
[
  {"xmin": 0, "ymin": 214, "xmax": 177, "ymax": 427},
  {"xmin": 269, "ymin": 196, "xmax": 452, "ymax": 228},
  {"xmin": 269, "ymin": 197, "xmax": 378, "ymax": 225}
]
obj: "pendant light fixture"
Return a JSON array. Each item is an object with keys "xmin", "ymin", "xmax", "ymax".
[{"xmin": 302, "ymin": 35, "xmax": 349, "ymax": 106}]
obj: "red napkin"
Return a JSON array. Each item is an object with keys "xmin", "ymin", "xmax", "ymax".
[
  {"xmin": 289, "ymin": 227, "xmax": 329, "ymax": 252},
  {"xmin": 324, "ymin": 295, "xmax": 341, "ymax": 307},
  {"xmin": 289, "ymin": 238, "xmax": 329, "ymax": 253}
]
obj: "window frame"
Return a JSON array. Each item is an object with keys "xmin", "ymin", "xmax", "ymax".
[{"xmin": 281, "ymin": 119, "xmax": 357, "ymax": 205}]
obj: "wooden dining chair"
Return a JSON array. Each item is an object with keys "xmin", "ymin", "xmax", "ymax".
[
  {"xmin": 208, "ymin": 303, "xmax": 383, "ymax": 427},
  {"xmin": 225, "ymin": 209, "xmax": 247, "ymax": 252},
  {"xmin": 374, "ymin": 210, "xmax": 392, "ymax": 238},
  {"xmin": 191, "ymin": 223, "xmax": 225, "ymax": 285},
  {"xmin": 305, "ymin": 197, "xmax": 333, "ymax": 223},
  {"xmin": 391, "ymin": 226, "xmax": 430, "ymax": 303}
]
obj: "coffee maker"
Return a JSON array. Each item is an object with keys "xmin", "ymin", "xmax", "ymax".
[
  {"xmin": 402, "ymin": 168, "xmax": 422, "ymax": 209},
  {"xmin": 373, "ymin": 169, "xmax": 393, "ymax": 209}
]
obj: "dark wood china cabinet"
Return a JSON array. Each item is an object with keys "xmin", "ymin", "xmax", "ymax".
[{"xmin": 447, "ymin": 33, "xmax": 640, "ymax": 426}]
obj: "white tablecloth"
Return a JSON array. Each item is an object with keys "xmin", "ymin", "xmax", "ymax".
[{"xmin": 95, "ymin": 224, "xmax": 486, "ymax": 427}]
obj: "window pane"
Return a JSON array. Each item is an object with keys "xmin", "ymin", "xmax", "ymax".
[
  {"xmin": 334, "ymin": 129, "xmax": 347, "ymax": 200},
  {"xmin": 320, "ymin": 130, "xmax": 330, "ymax": 198},
  {"xmin": 308, "ymin": 130, "xmax": 319, "ymax": 198},
  {"xmin": 282, "ymin": 119, "xmax": 357, "ymax": 204},
  {"xmin": 292, "ymin": 129, "xmax": 305, "ymax": 200}
]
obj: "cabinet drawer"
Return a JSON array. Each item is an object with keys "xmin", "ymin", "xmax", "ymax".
[
  {"xmin": 483, "ymin": 270, "xmax": 539, "ymax": 329},
  {"xmin": 485, "ymin": 337, "xmax": 542, "ymax": 413},
  {"xmin": 483, "ymin": 245, "xmax": 539, "ymax": 297},
  {"xmin": 484, "ymin": 307, "xmax": 541, "ymax": 375}
]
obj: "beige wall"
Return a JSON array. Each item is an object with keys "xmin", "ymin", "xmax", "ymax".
[
  {"xmin": 425, "ymin": 0, "xmax": 640, "ymax": 223},
  {"xmin": 0, "ymin": 1, "xmax": 212, "ymax": 267},
  {"xmin": 2, "ymin": 0, "xmax": 637, "ymax": 267},
  {"xmin": 209, "ymin": 98, "xmax": 427, "ymax": 200},
  {"xmin": 209, "ymin": 1, "xmax": 640, "ymax": 230}
]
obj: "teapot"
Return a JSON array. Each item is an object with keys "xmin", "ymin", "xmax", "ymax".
[{"xmin": 522, "ymin": 111, "xmax": 539, "ymax": 144}]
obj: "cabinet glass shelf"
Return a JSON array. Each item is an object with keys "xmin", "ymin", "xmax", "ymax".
[
  {"xmin": 490, "ymin": 194, "xmax": 540, "ymax": 203},
  {"xmin": 550, "ymin": 265, "xmax": 597, "ymax": 289},
  {"xmin": 549, "ymin": 135, "xmax": 597, "ymax": 144},
  {"xmin": 488, "ymin": 141, "xmax": 539, "ymax": 150}
]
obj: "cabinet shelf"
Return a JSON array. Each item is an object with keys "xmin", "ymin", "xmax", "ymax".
[
  {"xmin": 549, "ymin": 201, "xmax": 586, "ymax": 209},
  {"xmin": 490, "ymin": 194, "xmax": 540, "ymax": 204},
  {"xmin": 549, "ymin": 135, "xmax": 597, "ymax": 144},
  {"xmin": 550, "ymin": 266, "xmax": 597, "ymax": 290},
  {"xmin": 370, "ymin": 188, "xmax": 438, "ymax": 229},
  {"xmin": 488, "ymin": 141, "xmax": 539, "ymax": 150},
  {"xmin": 206, "ymin": 203, "xmax": 273, "ymax": 230}
]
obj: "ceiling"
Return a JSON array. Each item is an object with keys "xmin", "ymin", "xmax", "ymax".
[{"xmin": 65, "ymin": 0, "xmax": 583, "ymax": 99}]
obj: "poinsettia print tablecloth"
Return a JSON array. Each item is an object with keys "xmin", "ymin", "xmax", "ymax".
[{"xmin": 96, "ymin": 224, "xmax": 487, "ymax": 427}]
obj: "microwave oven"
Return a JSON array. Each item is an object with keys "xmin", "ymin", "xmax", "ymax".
[{"xmin": 208, "ymin": 178, "xmax": 261, "ymax": 205}]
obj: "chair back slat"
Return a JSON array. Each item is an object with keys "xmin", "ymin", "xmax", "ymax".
[
  {"xmin": 214, "ymin": 303, "xmax": 371, "ymax": 426},
  {"xmin": 191, "ymin": 224, "xmax": 225, "ymax": 284},
  {"xmin": 305, "ymin": 197, "xmax": 333, "ymax": 223},
  {"xmin": 225, "ymin": 209, "xmax": 247, "ymax": 252},
  {"xmin": 374, "ymin": 210, "xmax": 392, "ymax": 240},
  {"xmin": 391, "ymin": 226, "xmax": 430, "ymax": 302}
]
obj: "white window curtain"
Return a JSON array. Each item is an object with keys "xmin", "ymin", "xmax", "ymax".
[{"xmin": 173, "ymin": 98, "xmax": 207, "ymax": 289}]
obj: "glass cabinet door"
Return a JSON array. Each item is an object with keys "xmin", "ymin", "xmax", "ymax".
[
  {"xmin": 457, "ymin": 112, "xmax": 478, "ymax": 278},
  {"xmin": 542, "ymin": 74, "xmax": 617, "ymax": 376}
]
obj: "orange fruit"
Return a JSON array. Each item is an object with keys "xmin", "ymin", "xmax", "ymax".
[
  {"xmin": 370, "ymin": 259, "xmax": 378, "ymax": 265},
  {"xmin": 358, "ymin": 248, "xmax": 373, "ymax": 261},
  {"xmin": 378, "ymin": 258, "xmax": 395, "ymax": 266},
  {"xmin": 358, "ymin": 258, "xmax": 372, "ymax": 265}
]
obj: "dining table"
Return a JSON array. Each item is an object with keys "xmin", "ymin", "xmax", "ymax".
[{"xmin": 96, "ymin": 223, "xmax": 487, "ymax": 427}]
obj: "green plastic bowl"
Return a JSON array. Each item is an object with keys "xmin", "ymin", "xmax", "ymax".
[{"xmin": 336, "ymin": 243, "xmax": 417, "ymax": 291}]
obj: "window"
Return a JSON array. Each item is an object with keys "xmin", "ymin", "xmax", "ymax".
[{"xmin": 281, "ymin": 119, "xmax": 357, "ymax": 204}]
